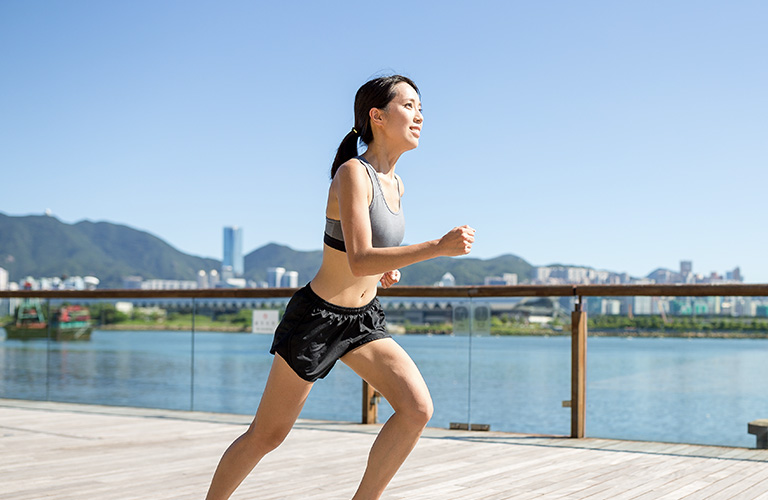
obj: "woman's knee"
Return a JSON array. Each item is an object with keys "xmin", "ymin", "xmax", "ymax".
[
  {"xmin": 399, "ymin": 393, "xmax": 433, "ymax": 428},
  {"xmin": 244, "ymin": 422, "xmax": 291, "ymax": 454}
]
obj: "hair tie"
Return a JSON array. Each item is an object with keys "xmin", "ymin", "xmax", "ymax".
[{"xmin": 351, "ymin": 127, "xmax": 358, "ymax": 135}]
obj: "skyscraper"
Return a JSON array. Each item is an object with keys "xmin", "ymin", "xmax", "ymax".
[
  {"xmin": 680, "ymin": 260, "xmax": 693, "ymax": 276},
  {"xmin": 223, "ymin": 226, "xmax": 244, "ymax": 277}
]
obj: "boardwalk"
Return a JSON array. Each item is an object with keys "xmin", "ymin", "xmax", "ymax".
[{"xmin": 1, "ymin": 399, "xmax": 767, "ymax": 499}]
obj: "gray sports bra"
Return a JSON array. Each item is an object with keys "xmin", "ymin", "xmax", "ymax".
[{"xmin": 324, "ymin": 156, "xmax": 405, "ymax": 252}]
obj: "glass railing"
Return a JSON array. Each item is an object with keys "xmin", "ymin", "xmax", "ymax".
[
  {"xmin": 583, "ymin": 294, "xmax": 768, "ymax": 448},
  {"xmin": 1, "ymin": 285, "xmax": 767, "ymax": 448}
]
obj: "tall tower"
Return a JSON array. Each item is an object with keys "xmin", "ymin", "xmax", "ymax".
[
  {"xmin": 680, "ymin": 260, "xmax": 693, "ymax": 276},
  {"xmin": 222, "ymin": 226, "xmax": 244, "ymax": 277}
]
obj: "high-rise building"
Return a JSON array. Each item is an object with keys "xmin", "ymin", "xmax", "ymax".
[
  {"xmin": 0, "ymin": 267, "xmax": 8, "ymax": 316},
  {"xmin": 281, "ymin": 271, "xmax": 299, "ymax": 288},
  {"xmin": 267, "ymin": 267, "xmax": 286, "ymax": 288},
  {"xmin": 732, "ymin": 267, "xmax": 742, "ymax": 282},
  {"xmin": 223, "ymin": 226, "xmax": 244, "ymax": 277},
  {"xmin": 209, "ymin": 269, "xmax": 220, "ymax": 288},
  {"xmin": 197, "ymin": 270, "xmax": 209, "ymax": 289},
  {"xmin": 680, "ymin": 260, "xmax": 693, "ymax": 276}
]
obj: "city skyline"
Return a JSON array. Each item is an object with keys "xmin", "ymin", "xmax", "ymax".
[
  {"xmin": 1, "ymin": 2, "xmax": 766, "ymax": 281},
  {"xmin": 0, "ymin": 253, "xmax": 746, "ymax": 290}
]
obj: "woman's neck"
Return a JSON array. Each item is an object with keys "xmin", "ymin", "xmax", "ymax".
[{"xmin": 361, "ymin": 143, "xmax": 402, "ymax": 176}]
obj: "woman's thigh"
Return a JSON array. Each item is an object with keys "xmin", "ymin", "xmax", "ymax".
[
  {"xmin": 340, "ymin": 338, "xmax": 432, "ymax": 416},
  {"xmin": 249, "ymin": 354, "xmax": 314, "ymax": 440}
]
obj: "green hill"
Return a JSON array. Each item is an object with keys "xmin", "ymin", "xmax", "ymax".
[
  {"xmin": 243, "ymin": 245, "xmax": 534, "ymax": 286},
  {"xmin": 0, "ymin": 213, "xmax": 219, "ymax": 288},
  {"xmin": 0, "ymin": 213, "xmax": 535, "ymax": 288},
  {"xmin": 244, "ymin": 243, "xmax": 323, "ymax": 285},
  {"xmin": 400, "ymin": 254, "xmax": 534, "ymax": 286}
]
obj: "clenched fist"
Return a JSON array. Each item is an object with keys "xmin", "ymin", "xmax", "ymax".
[
  {"xmin": 438, "ymin": 225, "xmax": 475, "ymax": 257},
  {"xmin": 380, "ymin": 269, "xmax": 401, "ymax": 289}
]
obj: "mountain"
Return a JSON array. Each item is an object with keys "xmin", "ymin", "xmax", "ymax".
[
  {"xmin": 0, "ymin": 213, "xmax": 219, "ymax": 288},
  {"xmin": 400, "ymin": 254, "xmax": 533, "ymax": 286},
  {"xmin": 0, "ymin": 213, "xmax": 536, "ymax": 288},
  {"xmin": 243, "ymin": 245, "xmax": 534, "ymax": 286},
  {"xmin": 244, "ymin": 243, "xmax": 323, "ymax": 285}
]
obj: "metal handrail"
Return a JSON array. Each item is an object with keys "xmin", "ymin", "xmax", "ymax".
[{"xmin": 2, "ymin": 283, "xmax": 767, "ymax": 299}]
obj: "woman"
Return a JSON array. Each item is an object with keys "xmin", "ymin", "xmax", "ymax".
[{"xmin": 205, "ymin": 75, "xmax": 475, "ymax": 500}]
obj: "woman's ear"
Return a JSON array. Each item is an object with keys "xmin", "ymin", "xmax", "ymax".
[{"xmin": 369, "ymin": 107, "xmax": 386, "ymax": 127}]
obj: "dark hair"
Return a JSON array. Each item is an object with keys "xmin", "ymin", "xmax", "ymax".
[{"xmin": 331, "ymin": 75, "xmax": 420, "ymax": 178}]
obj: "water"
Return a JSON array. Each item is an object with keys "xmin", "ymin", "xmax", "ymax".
[{"xmin": 1, "ymin": 329, "xmax": 766, "ymax": 448}]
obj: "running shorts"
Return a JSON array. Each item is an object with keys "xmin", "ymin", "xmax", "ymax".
[{"xmin": 270, "ymin": 283, "xmax": 391, "ymax": 382}]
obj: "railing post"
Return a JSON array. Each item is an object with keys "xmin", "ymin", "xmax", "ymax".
[
  {"xmin": 571, "ymin": 295, "xmax": 587, "ymax": 438},
  {"xmin": 362, "ymin": 380, "xmax": 378, "ymax": 424}
]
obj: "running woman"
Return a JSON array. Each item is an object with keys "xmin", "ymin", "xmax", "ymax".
[{"xmin": 205, "ymin": 74, "xmax": 475, "ymax": 500}]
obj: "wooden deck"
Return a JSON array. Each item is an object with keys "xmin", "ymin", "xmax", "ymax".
[{"xmin": 2, "ymin": 399, "xmax": 767, "ymax": 499}]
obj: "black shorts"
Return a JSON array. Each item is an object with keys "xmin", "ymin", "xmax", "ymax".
[{"xmin": 270, "ymin": 283, "xmax": 391, "ymax": 382}]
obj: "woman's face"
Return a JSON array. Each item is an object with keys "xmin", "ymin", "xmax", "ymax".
[{"xmin": 376, "ymin": 82, "xmax": 423, "ymax": 151}]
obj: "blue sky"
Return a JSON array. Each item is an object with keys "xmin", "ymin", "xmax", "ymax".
[{"xmin": 1, "ymin": 1, "xmax": 766, "ymax": 282}]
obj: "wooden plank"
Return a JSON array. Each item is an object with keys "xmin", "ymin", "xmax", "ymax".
[{"xmin": 2, "ymin": 400, "xmax": 768, "ymax": 500}]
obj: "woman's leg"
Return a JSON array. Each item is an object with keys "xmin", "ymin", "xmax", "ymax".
[
  {"xmin": 205, "ymin": 354, "xmax": 313, "ymax": 500},
  {"xmin": 341, "ymin": 338, "xmax": 434, "ymax": 500}
]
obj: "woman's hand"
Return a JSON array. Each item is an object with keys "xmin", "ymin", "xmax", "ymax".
[
  {"xmin": 438, "ymin": 225, "xmax": 476, "ymax": 256},
  {"xmin": 380, "ymin": 269, "xmax": 401, "ymax": 289}
]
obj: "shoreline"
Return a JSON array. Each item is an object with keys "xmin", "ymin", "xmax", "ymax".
[
  {"xmin": 97, "ymin": 324, "xmax": 250, "ymax": 333},
  {"xmin": 93, "ymin": 324, "xmax": 768, "ymax": 339}
]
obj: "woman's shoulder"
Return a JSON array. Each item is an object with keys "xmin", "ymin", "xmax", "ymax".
[
  {"xmin": 334, "ymin": 158, "xmax": 370, "ymax": 182},
  {"xmin": 331, "ymin": 158, "xmax": 374, "ymax": 196}
]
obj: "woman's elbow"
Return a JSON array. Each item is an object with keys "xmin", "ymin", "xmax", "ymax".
[
  {"xmin": 347, "ymin": 252, "xmax": 373, "ymax": 277},
  {"xmin": 348, "ymin": 260, "xmax": 369, "ymax": 277}
]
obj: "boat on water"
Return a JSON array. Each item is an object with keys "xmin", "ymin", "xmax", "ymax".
[{"xmin": 3, "ymin": 299, "xmax": 93, "ymax": 341}]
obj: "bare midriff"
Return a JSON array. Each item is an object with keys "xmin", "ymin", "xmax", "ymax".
[{"xmin": 309, "ymin": 246, "xmax": 382, "ymax": 308}]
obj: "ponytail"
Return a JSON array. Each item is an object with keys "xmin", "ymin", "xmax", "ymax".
[{"xmin": 331, "ymin": 129, "xmax": 360, "ymax": 179}]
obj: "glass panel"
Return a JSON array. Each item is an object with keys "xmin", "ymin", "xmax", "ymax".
[
  {"xmin": 375, "ymin": 297, "xmax": 471, "ymax": 428},
  {"xmin": 303, "ymin": 364, "xmax": 363, "ymax": 421},
  {"xmin": 468, "ymin": 296, "xmax": 571, "ymax": 435},
  {"xmin": 0, "ymin": 296, "xmax": 49, "ymax": 400},
  {"xmin": 586, "ymin": 295, "xmax": 768, "ymax": 447},
  {"xmin": 189, "ymin": 296, "xmax": 377, "ymax": 422},
  {"xmin": 192, "ymin": 297, "xmax": 282, "ymax": 415},
  {"xmin": 44, "ymin": 299, "xmax": 194, "ymax": 410}
]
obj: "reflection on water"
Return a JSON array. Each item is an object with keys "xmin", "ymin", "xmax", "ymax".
[{"xmin": 1, "ymin": 330, "xmax": 766, "ymax": 448}]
